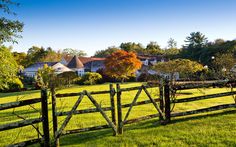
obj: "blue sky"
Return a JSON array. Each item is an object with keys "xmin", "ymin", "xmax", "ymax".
[{"xmin": 3, "ymin": 0, "xmax": 236, "ymax": 56}]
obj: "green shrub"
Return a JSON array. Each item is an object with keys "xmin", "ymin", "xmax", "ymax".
[
  {"xmin": 73, "ymin": 77, "xmax": 83, "ymax": 85},
  {"xmin": 81, "ymin": 72, "xmax": 102, "ymax": 85},
  {"xmin": 57, "ymin": 71, "xmax": 77, "ymax": 87},
  {"xmin": 7, "ymin": 78, "xmax": 24, "ymax": 92}
]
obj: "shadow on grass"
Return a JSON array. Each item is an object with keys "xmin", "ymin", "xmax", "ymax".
[
  {"xmin": 121, "ymin": 109, "xmax": 236, "ymax": 132},
  {"xmin": 170, "ymin": 109, "xmax": 236, "ymax": 124},
  {"xmin": 57, "ymin": 109, "xmax": 236, "ymax": 146},
  {"xmin": 59, "ymin": 128, "xmax": 113, "ymax": 146}
]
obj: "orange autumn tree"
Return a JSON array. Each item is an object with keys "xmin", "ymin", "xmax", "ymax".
[{"xmin": 105, "ymin": 50, "xmax": 142, "ymax": 82}]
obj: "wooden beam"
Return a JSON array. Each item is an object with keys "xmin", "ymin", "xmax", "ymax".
[
  {"xmin": 143, "ymin": 86, "xmax": 164, "ymax": 119},
  {"xmin": 55, "ymin": 93, "xmax": 84, "ymax": 139},
  {"xmin": 51, "ymin": 88, "xmax": 59, "ymax": 147},
  {"xmin": 110, "ymin": 84, "xmax": 117, "ymax": 136},
  {"xmin": 123, "ymin": 87, "xmax": 142, "ymax": 122},
  {"xmin": 174, "ymin": 91, "xmax": 236, "ymax": 103},
  {"xmin": 121, "ymin": 98, "xmax": 160, "ymax": 108},
  {"xmin": 164, "ymin": 81, "xmax": 171, "ymax": 123},
  {"xmin": 41, "ymin": 89, "xmax": 50, "ymax": 147},
  {"xmin": 171, "ymin": 103, "xmax": 236, "ymax": 117},
  {"xmin": 55, "ymin": 90, "xmax": 111, "ymax": 98},
  {"xmin": 116, "ymin": 84, "xmax": 123, "ymax": 135},
  {"xmin": 56, "ymin": 107, "xmax": 112, "ymax": 116},
  {"xmin": 120, "ymin": 85, "xmax": 159, "ymax": 92},
  {"xmin": 0, "ymin": 118, "xmax": 42, "ymax": 131},
  {"xmin": 0, "ymin": 98, "xmax": 41, "ymax": 111}
]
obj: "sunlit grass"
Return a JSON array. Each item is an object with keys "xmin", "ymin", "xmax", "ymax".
[{"xmin": 0, "ymin": 82, "xmax": 235, "ymax": 146}]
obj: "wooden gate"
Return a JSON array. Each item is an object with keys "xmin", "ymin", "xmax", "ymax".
[
  {"xmin": 116, "ymin": 83, "xmax": 167, "ymax": 134},
  {"xmin": 52, "ymin": 84, "xmax": 117, "ymax": 146}
]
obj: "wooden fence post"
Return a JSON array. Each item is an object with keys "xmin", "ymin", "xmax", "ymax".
[
  {"xmin": 109, "ymin": 84, "xmax": 117, "ymax": 136},
  {"xmin": 159, "ymin": 79, "xmax": 164, "ymax": 121},
  {"xmin": 51, "ymin": 88, "xmax": 59, "ymax": 147},
  {"xmin": 41, "ymin": 89, "xmax": 50, "ymax": 147},
  {"xmin": 164, "ymin": 79, "xmax": 171, "ymax": 123},
  {"xmin": 116, "ymin": 84, "xmax": 123, "ymax": 135}
]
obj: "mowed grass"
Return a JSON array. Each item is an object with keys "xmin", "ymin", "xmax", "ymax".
[{"xmin": 0, "ymin": 82, "xmax": 235, "ymax": 146}]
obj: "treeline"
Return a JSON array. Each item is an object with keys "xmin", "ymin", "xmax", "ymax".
[
  {"xmin": 13, "ymin": 47, "xmax": 87, "ymax": 67},
  {"xmin": 94, "ymin": 38, "xmax": 180, "ymax": 58},
  {"xmin": 94, "ymin": 32, "xmax": 236, "ymax": 67}
]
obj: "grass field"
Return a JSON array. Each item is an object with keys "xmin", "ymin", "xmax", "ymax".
[{"xmin": 0, "ymin": 82, "xmax": 235, "ymax": 146}]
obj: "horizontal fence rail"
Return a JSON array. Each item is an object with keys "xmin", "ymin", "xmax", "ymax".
[
  {"xmin": 0, "ymin": 117, "xmax": 42, "ymax": 131},
  {"xmin": 171, "ymin": 80, "xmax": 236, "ymax": 120},
  {"xmin": 0, "ymin": 98, "xmax": 41, "ymax": 111},
  {"xmin": 55, "ymin": 90, "xmax": 111, "ymax": 98},
  {"xmin": 0, "ymin": 89, "xmax": 50, "ymax": 147},
  {"xmin": 119, "ymin": 85, "xmax": 159, "ymax": 92},
  {"xmin": 171, "ymin": 103, "xmax": 236, "ymax": 117},
  {"xmin": 121, "ymin": 98, "xmax": 160, "ymax": 108},
  {"xmin": 173, "ymin": 80, "xmax": 236, "ymax": 90},
  {"xmin": 173, "ymin": 91, "xmax": 236, "ymax": 103},
  {"xmin": 56, "ymin": 107, "xmax": 112, "ymax": 116}
]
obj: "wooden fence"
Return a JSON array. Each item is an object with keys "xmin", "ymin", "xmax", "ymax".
[
  {"xmin": 170, "ymin": 80, "xmax": 236, "ymax": 119},
  {"xmin": 1, "ymin": 80, "xmax": 236, "ymax": 147},
  {"xmin": 0, "ymin": 89, "xmax": 50, "ymax": 147}
]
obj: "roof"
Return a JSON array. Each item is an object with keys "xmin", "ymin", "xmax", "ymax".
[
  {"xmin": 138, "ymin": 55, "xmax": 167, "ymax": 61},
  {"xmin": 62, "ymin": 55, "xmax": 105, "ymax": 64},
  {"xmin": 24, "ymin": 62, "xmax": 72, "ymax": 73},
  {"xmin": 26, "ymin": 62, "xmax": 58, "ymax": 68},
  {"xmin": 78, "ymin": 57, "xmax": 105, "ymax": 64},
  {"xmin": 62, "ymin": 55, "xmax": 73, "ymax": 63},
  {"xmin": 67, "ymin": 55, "xmax": 84, "ymax": 68}
]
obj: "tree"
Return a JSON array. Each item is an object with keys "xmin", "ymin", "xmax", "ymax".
[
  {"xmin": 212, "ymin": 53, "xmax": 235, "ymax": 78},
  {"xmin": 214, "ymin": 39, "xmax": 225, "ymax": 45},
  {"xmin": 0, "ymin": 46, "xmax": 19, "ymax": 90},
  {"xmin": 153, "ymin": 59, "xmax": 204, "ymax": 82},
  {"xmin": 145, "ymin": 41, "xmax": 163, "ymax": 55},
  {"xmin": 12, "ymin": 51, "xmax": 27, "ymax": 66},
  {"xmin": 25, "ymin": 46, "xmax": 47, "ymax": 66},
  {"xmin": 40, "ymin": 49, "xmax": 62, "ymax": 62},
  {"xmin": 184, "ymin": 32, "xmax": 208, "ymax": 49},
  {"xmin": 94, "ymin": 47, "xmax": 119, "ymax": 57},
  {"xmin": 104, "ymin": 50, "xmax": 142, "ymax": 82},
  {"xmin": 164, "ymin": 48, "xmax": 180, "ymax": 58},
  {"xmin": 24, "ymin": 46, "xmax": 62, "ymax": 66},
  {"xmin": 0, "ymin": 0, "xmax": 23, "ymax": 44},
  {"xmin": 35, "ymin": 64, "xmax": 56, "ymax": 89},
  {"xmin": 167, "ymin": 38, "xmax": 177, "ymax": 49},
  {"xmin": 120, "ymin": 42, "xmax": 144, "ymax": 53},
  {"xmin": 146, "ymin": 41, "xmax": 161, "ymax": 50},
  {"xmin": 62, "ymin": 48, "xmax": 87, "ymax": 56}
]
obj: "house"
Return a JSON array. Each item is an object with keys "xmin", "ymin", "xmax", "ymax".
[
  {"xmin": 138, "ymin": 55, "xmax": 167, "ymax": 66},
  {"xmin": 136, "ymin": 55, "xmax": 179, "ymax": 80},
  {"xmin": 67, "ymin": 55, "xmax": 85, "ymax": 76},
  {"xmin": 23, "ymin": 62, "xmax": 72, "ymax": 77},
  {"xmin": 61, "ymin": 55, "xmax": 105, "ymax": 73},
  {"xmin": 23, "ymin": 54, "xmax": 179, "ymax": 80}
]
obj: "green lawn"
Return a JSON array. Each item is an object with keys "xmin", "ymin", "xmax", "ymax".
[{"xmin": 0, "ymin": 82, "xmax": 235, "ymax": 146}]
